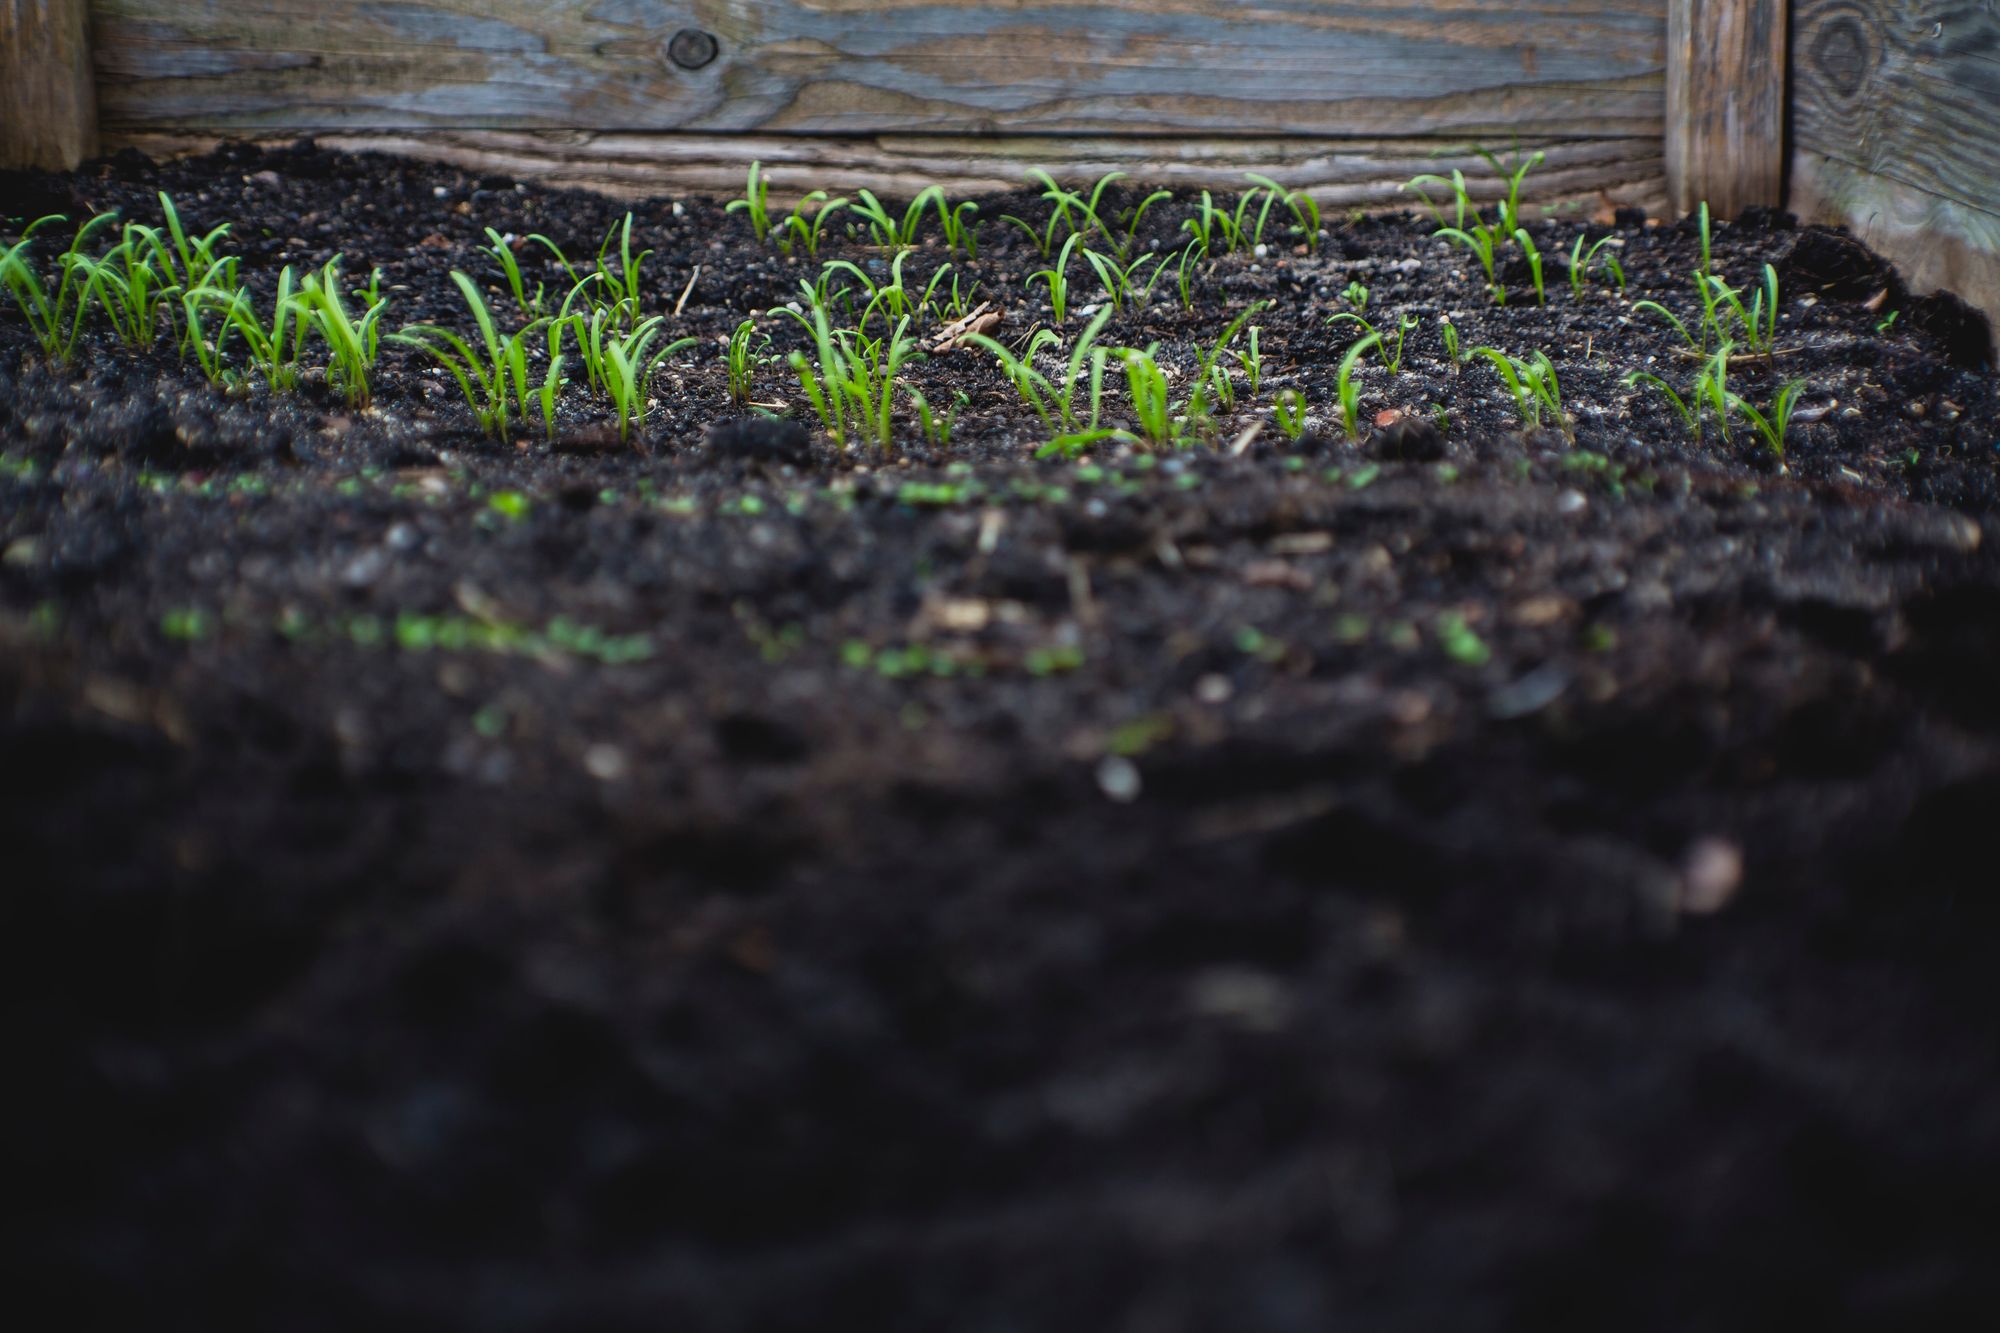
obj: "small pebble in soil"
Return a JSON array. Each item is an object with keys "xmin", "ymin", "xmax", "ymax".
[
  {"xmin": 1195, "ymin": 673, "xmax": 1233, "ymax": 704},
  {"xmin": 583, "ymin": 743, "xmax": 629, "ymax": 782},
  {"xmin": 1556, "ymin": 489, "xmax": 1589, "ymax": 515},
  {"xmin": 1679, "ymin": 837, "xmax": 1744, "ymax": 914},
  {"xmin": 1095, "ymin": 755, "xmax": 1142, "ymax": 803}
]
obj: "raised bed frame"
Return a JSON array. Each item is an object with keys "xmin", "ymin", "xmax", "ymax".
[{"xmin": 3, "ymin": 0, "xmax": 1995, "ymax": 324}]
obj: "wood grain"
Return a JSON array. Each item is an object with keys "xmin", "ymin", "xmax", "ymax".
[
  {"xmin": 1, "ymin": 0, "xmax": 98, "ymax": 170},
  {"xmin": 1791, "ymin": 0, "xmax": 2000, "ymax": 325},
  {"xmin": 1663, "ymin": 0, "xmax": 1787, "ymax": 219},
  {"xmin": 103, "ymin": 129, "xmax": 1671, "ymax": 217},
  {"xmin": 92, "ymin": 0, "xmax": 1667, "ymax": 139}
]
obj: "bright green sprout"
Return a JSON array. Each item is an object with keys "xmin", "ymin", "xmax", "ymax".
[
  {"xmin": 727, "ymin": 161, "xmax": 773, "ymax": 243},
  {"xmin": 1470, "ymin": 345, "xmax": 1571, "ymax": 440},
  {"xmin": 1514, "ymin": 228, "xmax": 1546, "ymax": 304},
  {"xmin": 1029, "ymin": 232, "xmax": 1081, "ymax": 323},
  {"xmin": 1243, "ymin": 173, "xmax": 1321, "ymax": 251},
  {"xmin": 391, "ymin": 271, "xmax": 548, "ymax": 438},
  {"xmin": 778, "ymin": 191, "xmax": 847, "ymax": 260},
  {"xmin": 1081, "ymin": 245, "xmax": 1173, "ymax": 312},
  {"xmin": 1335, "ymin": 332, "xmax": 1381, "ymax": 440},
  {"xmin": 1273, "ymin": 388, "xmax": 1308, "ymax": 442},
  {"xmin": 1728, "ymin": 378, "xmax": 1808, "ymax": 459},
  {"xmin": 726, "ymin": 316, "xmax": 770, "ymax": 405},
  {"xmin": 298, "ymin": 256, "xmax": 387, "ymax": 408},
  {"xmin": 1328, "ymin": 309, "xmax": 1418, "ymax": 375},
  {"xmin": 1569, "ymin": 232, "xmax": 1627, "ymax": 296},
  {"xmin": 1, "ymin": 212, "xmax": 119, "ymax": 363}
]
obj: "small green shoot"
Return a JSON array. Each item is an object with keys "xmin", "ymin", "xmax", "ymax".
[
  {"xmin": 727, "ymin": 161, "xmax": 773, "ymax": 242},
  {"xmin": 1273, "ymin": 388, "xmax": 1307, "ymax": 441},
  {"xmin": 1336, "ymin": 333, "xmax": 1382, "ymax": 440}
]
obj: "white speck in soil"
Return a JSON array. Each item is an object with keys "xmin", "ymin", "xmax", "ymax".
[
  {"xmin": 584, "ymin": 743, "xmax": 630, "ymax": 782},
  {"xmin": 1195, "ymin": 673, "xmax": 1233, "ymax": 704},
  {"xmin": 1095, "ymin": 755, "xmax": 1141, "ymax": 803},
  {"xmin": 1679, "ymin": 837, "xmax": 1744, "ymax": 915},
  {"xmin": 1556, "ymin": 489, "xmax": 1589, "ymax": 516}
]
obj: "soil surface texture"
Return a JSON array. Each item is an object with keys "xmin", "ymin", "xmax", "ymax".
[{"xmin": 5, "ymin": 142, "xmax": 2000, "ymax": 1331}]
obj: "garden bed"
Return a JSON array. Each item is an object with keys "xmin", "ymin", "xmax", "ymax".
[{"xmin": 5, "ymin": 140, "xmax": 2000, "ymax": 1330}]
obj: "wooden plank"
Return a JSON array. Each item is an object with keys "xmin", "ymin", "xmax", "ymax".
[
  {"xmin": 1791, "ymin": 0, "xmax": 2000, "ymax": 325},
  {"xmin": 103, "ymin": 129, "xmax": 1671, "ymax": 216},
  {"xmin": 1663, "ymin": 0, "xmax": 1787, "ymax": 218},
  {"xmin": 92, "ymin": 0, "xmax": 1667, "ymax": 139},
  {"xmin": 1, "ymin": 0, "xmax": 98, "ymax": 170}
]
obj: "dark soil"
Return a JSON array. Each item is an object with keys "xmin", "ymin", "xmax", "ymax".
[{"xmin": 5, "ymin": 141, "xmax": 2000, "ymax": 1331}]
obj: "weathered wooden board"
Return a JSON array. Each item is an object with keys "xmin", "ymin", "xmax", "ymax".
[
  {"xmin": 104, "ymin": 129, "xmax": 1671, "ymax": 216},
  {"xmin": 1664, "ymin": 0, "xmax": 1786, "ymax": 218},
  {"xmin": 1, "ymin": 0, "xmax": 98, "ymax": 170},
  {"xmin": 1791, "ymin": 0, "xmax": 2000, "ymax": 324},
  {"xmin": 92, "ymin": 0, "xmax": 1667, "ymax": 138}
]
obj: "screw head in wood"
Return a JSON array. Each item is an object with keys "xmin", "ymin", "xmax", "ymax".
[{"xmin": 667, "ymin": 28, "xmax": 720, "ymax": 71}]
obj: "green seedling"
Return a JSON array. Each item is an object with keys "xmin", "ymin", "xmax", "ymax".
[
  {"xmin": 1435, "ymin": 610, "xmax": 1492, "ymax": 667},
  {"xmin": 1706, "ymin": 263, "xmax": 1782, "ymax": 359},
  {"xmin": 1112, "ymin": 189, "xmax": 1173, "ymax": 259},
  {"xmin": 908, "ymin": 387, "xmax": 969, "ymax": 449},
  {"xmin": 1335, "ymin": 332, "xmax": 1382, "ymax": 440},
  {"xmin": 1328, "ymin": 309, "xmax": 1418, "ymax": 375},
  {"xmin": 1, "ymin": 212, "xmax": 118, "ymax": 363},
  {"xmin": 1244, "ymin": 173, "xmax": 1321, "ymax": 251},
  {"xmin": 74, "ymin": 216, "xmax": 180, "ymax": 348},
  {"xmin": 1728, "ymin": 379, "xmax": 1808, "ymax": 459},
  {"xmin": 727, "ymin": 160, "xmax": 773, "ymax": 242},
  {"xmin": 1176, "ymin": 244, "xmax": 1204, "ymax": 310},
  {"xmin": 778, "ymin": 191, "xmax": 847, "ymax": 260},
  {"xmin": 1081, "ymin": 245, "xmax": 1172, "ymax": 312},
  {"xmin": 1569, "ymin": 233, "xmax": 1627, "ymax": 296},
  {"xmin": 156, "ymin": 194, "xmax": 237, "ymax": 294},
  {"xmin": 726, "ymin": 316, "xmax": 770, "ymax": 405},
  {"xmin": 1273, "ymin": 387, "xmax": 1308, "ymax": 441},
  {"xmin": 1470, "ymin": 345, "xmax": 1570, "ymax": 439},
  {"xmin": 1115, "ymin": 344, "xmax": 1181, "ymax": 449},
  {"xmin": 178, "ymin": 283, "xmax": 240, "ymax": 387},
  {"xmin": 1402, "ymin": 167, "xmax": 1474, "ymax": 232},
  {"xmin": 206, "ymin": 265, "xmax": 310, "ymax": 393},
  {"xmin": 1477, "ymin": 147, "xmax": 1545, "ymax": 236},
  {"xmin": 391, "ymin": 271, "xmax": 546, "ymax": 438},
  {"xmin": 1342, "ymin": 280, "xmax": 1370, "ymax": 310},
  {"xmin": 1181, "ymin": 301, "xmax": 1269, "ymax": 433},
  {"xmin": 852, "ymin": 186, "xmax": 943, "ymax": 249},
  {"xmin": 592, "ymin": 213, "xmax": 653, "ymax": 330},
  {"xmin": 1876, "ymin": 309, "xmax": 1900, "ymax": 335},
  {"xmin": 1019, "ymin": 169, "xmax": 1130, "ymax": 256},
  {"xmin": 589, "ymin": 312, "xmax": 692, "ymax": 442},
  {"xmin": 820, "ymin": 252, "xmax": 952, "ymax": 332},
  {"xmin": 298, "ymin": 257, "xmax": 387, "ymax": 408},
  {"xmin": 1029, "ymin": 232, "xmax": 1081, "ymax": 323},
  {"xmin": 965, "ymin": 305, "xmax": 1114, "ymax": 436},
  {"xmin": 1624, "ymin": 369, "xmax": 1700, "ymax": 439},
  {"xmin": 484, "ymin": 228, "xmax": 545, "ymax": 318},
  {"xmin": 940, "ymin": 272, "xmax": 984, "ymax": 321},
  {"xmin": 1436, "ymin": 218, "xmax": 1504, "ymax": 303},
  {"xmin": 934, "ymin": 194, "xmax": 981, "ymax": 258},
  {"xmin": 780, "ymin": 300, "xmax": 922, "ymax": 452},
  {"xmin": 1440, "ymin": 315, "xmax": 1462, "ymax": 367},
  {"xmin": 1514, "ymin": 228, "xmax": 1546, "ymax": 304},
  {"xmin": 1697, "ymin": 341, "xmax": 1733, "ymax": 441},
  {"xmin": 1696, "ymin": 200, "xmax": 1712, "ymax": 278},
  {"xmin": 537, "ymin": 352, "xmax": 566, "ymax": 442},
  {"xmin": 1234, "ymin": 325, "xmax": 1264, "ymax": 398}
]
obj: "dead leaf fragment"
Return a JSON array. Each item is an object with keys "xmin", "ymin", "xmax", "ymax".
[{"xmin": 926, "ymin": 302, "xmax": 1003, "ymax": 353}]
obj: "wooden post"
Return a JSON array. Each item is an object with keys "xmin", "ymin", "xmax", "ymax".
[
  {"xmin": 1, "ymin": 0, "xmax": 98, "ymax": 171},
  {"xmin": 1665, "ymin": 0, "xmax": 1787, "ymax": 219}
]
